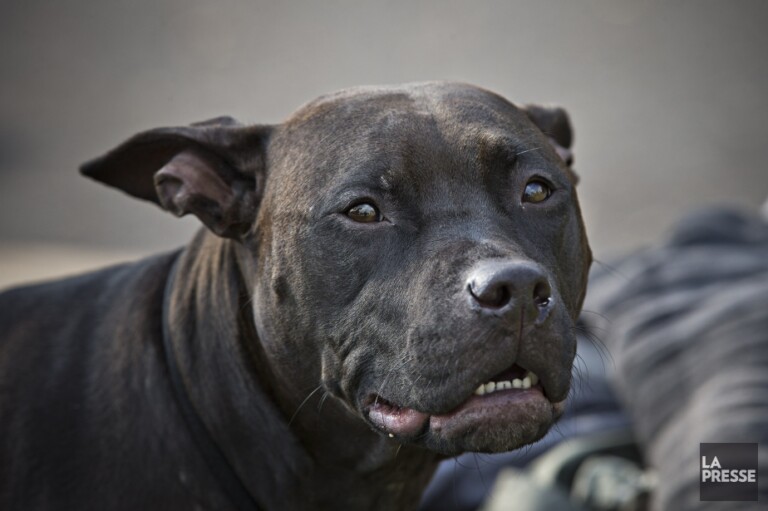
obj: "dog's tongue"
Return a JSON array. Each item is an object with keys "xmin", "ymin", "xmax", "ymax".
[{"xmin": 368, "ymin": 401, "xmax": 429, "ymax": 436}]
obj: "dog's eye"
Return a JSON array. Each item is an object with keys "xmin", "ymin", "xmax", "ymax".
[
  {"xmin": 522, "ymin": 180, "xmax": 551, "ymax": 204},
  {"xmin": 346, "ymin": 203, "xmax": 380, "ymax": 223}
]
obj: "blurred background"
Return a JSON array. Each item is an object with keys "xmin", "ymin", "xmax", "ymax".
[{"xmin": 2, "ymin": 0, "xmax": 767, "ymax": 289}]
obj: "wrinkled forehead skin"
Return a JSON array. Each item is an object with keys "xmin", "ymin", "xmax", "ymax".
[
  {"xmin": 269, "ymin": 82, "xmax": 569, "ymax": 210},
  {"xmin": 250, "ymin": 82, "xmax": 591, "ymax": 455}
]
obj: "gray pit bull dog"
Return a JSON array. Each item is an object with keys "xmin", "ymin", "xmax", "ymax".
[{"xmin": 0, "ymin": 82, "xmax": 591, "ymax": 510}]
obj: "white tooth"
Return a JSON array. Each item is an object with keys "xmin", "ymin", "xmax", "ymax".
[
  {"xmin": 485, "ymin": 382, "xmax": 496, "ymax": 393},
  {"xmin": 512, "ymin": 379, "xmax": 523, "ymax": 389},
  {"xmin": 474, "ymin": 384, "xmax": 486, "ymax": 396},
  {"xmin": 522, "ymin": 376, "xmax": 531, "ymax": 389},
  {"xmin": 498, "ymin": 380, "xmax": 511, "ymax": 390},
  {"xmin": 529, "ymin": 372, "xmax": 539, "ymax": 386}
]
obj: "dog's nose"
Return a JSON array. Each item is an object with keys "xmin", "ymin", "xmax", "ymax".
[{"xmin": 466, "ymin": 260, "xmax": 552, "ymax": 320}]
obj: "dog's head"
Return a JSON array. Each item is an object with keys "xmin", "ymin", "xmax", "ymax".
[{"xmin": 82, "ymin": 82, "xmax": 591, "ymax": 456}]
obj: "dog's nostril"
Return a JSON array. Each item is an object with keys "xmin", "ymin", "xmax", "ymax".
[
  {"xmin": 533, "ymin": 282, "xmax": 552, "ymax": 308},
  {"xmin": 469, "ymin": 282, "xmax": 511, "ymax": 309}
]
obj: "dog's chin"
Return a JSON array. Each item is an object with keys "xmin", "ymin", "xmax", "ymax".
[{"xmin": 362, "ymin": 384, "xmax": 566, "ymax": 457}]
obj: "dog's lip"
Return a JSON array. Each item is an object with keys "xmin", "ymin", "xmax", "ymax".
[
  {"xmin": 366, "ymin": 400, "xmax": 430, "ymax": 437},
  {"xmin": 429, "ymin": 385, "xmax": 558, "ymax": 438},
  {"xmin": 363, "ymin": 364, "xmax": 560, "ymax": 439}
]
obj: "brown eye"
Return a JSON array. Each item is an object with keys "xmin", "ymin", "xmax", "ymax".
[
  {"xmin": 522, "ymin": 180, "xmax": 551, "ymax": 203},
  {"xmin": 347, "ymin": 203, "xmax": 380, "ymax": 223}
]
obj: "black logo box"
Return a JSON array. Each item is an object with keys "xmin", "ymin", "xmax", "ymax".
[{"xmin": 700, "ymin": 443, "xmax": 758, "ymax": 502}]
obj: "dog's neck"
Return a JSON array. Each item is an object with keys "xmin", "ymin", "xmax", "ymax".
[{"xmin": 163, "ymin": 230, "xmax": 439, "ymax": 509}]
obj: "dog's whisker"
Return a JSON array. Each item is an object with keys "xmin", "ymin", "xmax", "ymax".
[
  {"xmin": 514, "ymin": 146, "xmax": 542, "ymax": 156},
  {"xmin": 593, "ymin": 259, "xmax": 630, "ymax": 282},
  {"xmin": 453, "ymin": 455, "xmax": 475, "ymax": 470},
  {"xmin": 472, "ymin": 453, "xmax": 489, "ymax": 494},
  {"xmin": 572, "ymin": 352, "xmax": 591, "ymax": 396},
  {"xmin": 579, "ymin": 309, "xmax": 612, "ymax": 324},
  {"xmin": 316, "ymin": 391, "xmax": 331, "ymax": 413},
  {"xmin": 573, "ymin": 325, "xmax": 614, "ymax": 370},
  {"xmin": 288, "ymin": 385, "xmax": 323, "ymax": 426}
]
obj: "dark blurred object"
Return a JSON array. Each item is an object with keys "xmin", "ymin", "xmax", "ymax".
[
  {"xmin": 584, "ymin": 205, "xmax": 768, "ymax": 510},
  {"xmin": 569, "ymin": 453, "xmax": 654, "ymax": 511},
  {"xmin": 479, "ymin": 429, "xmax": 650, "ymax": 511}
]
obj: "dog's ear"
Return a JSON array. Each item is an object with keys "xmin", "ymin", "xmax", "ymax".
[
  {"xmin": 523, "ymin": 105, "xmax": 577, "ymax": 181},
  {"xmin": 80, "ymin": 117, "xmax": 272, "ymax": 239}
]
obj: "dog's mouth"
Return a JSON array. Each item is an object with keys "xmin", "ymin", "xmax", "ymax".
[{"xmin": 362, "ymin": 363, "xmax": 564, "ymax": 454}]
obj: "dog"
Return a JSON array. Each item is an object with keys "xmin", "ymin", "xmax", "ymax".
[{"xmin": 0, "ymin": 82, "xmax": 591, "ymax": 510}]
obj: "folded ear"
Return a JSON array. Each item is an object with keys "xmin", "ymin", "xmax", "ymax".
[
  {"xmin": 80, "ymin": 116, "xmax": 272, "ymax": 239},
  {"xmin": 523, "ymin": 105, "xmax": 578, "ymax": 182}
]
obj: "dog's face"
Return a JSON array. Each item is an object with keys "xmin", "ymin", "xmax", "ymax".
[{"xmin": 82, "ymin": 83, "xmax": 590, "ymax": 456}]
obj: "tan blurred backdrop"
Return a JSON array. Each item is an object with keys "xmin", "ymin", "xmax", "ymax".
[{"xmin": 2, "ymin": 0, "xmax": 767, "ymax": 289}]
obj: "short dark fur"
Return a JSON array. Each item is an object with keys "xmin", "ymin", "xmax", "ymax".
[{"xmin": 0, "ymin": 83, "xmax": 591, "ymax": 510}]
